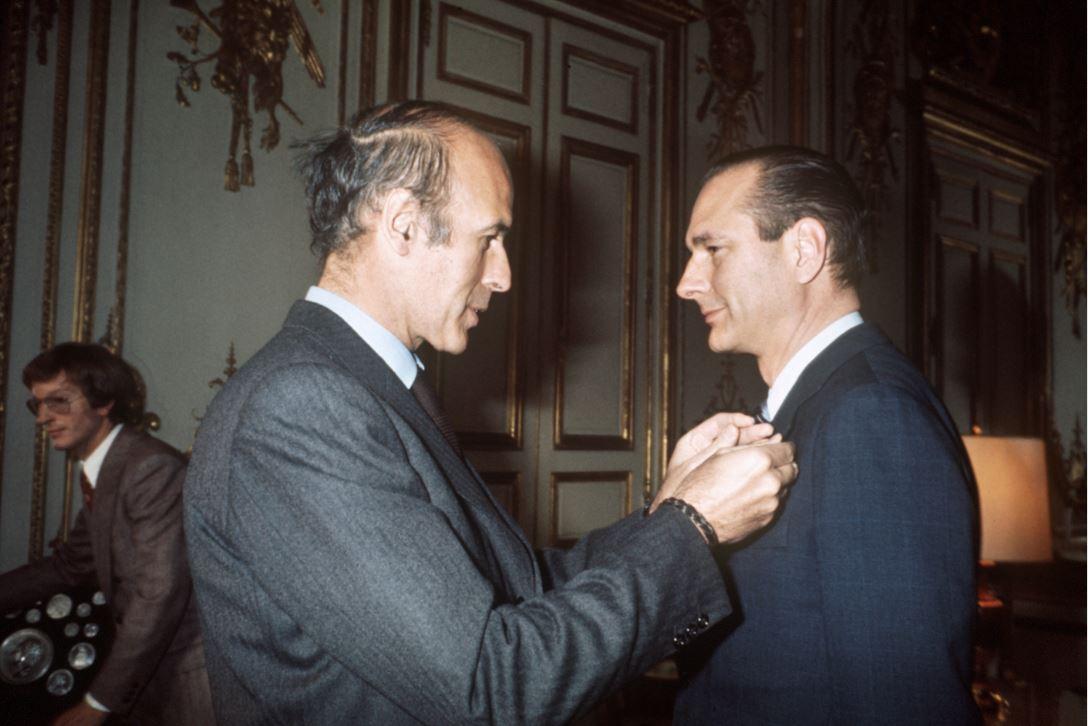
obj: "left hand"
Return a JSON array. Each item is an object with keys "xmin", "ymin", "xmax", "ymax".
[
  {"xmin": 50, "ymin": 701, "xmax": 108, "ymax": 726},
  {"xmin": 654, "ymin": 412, "xmax": 777, "ymax": 510}
]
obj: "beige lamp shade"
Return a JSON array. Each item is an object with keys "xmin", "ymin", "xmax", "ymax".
[{"xmin": 962, "ymin": 435, "xmax": 1053, "ymax": 562}]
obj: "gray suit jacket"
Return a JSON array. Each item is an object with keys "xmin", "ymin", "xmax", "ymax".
[
  {"xmin": 0, "ymin": 427, "xmax": 209, "ymax": 718},
  {"xmin": 184, "ymin": 301, "xmax": 729, "ymax": 725}
]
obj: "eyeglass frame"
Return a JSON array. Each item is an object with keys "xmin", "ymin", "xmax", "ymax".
[{"xmin": 25, "ymin": 391, "xmax": 87, "ymax": 416}]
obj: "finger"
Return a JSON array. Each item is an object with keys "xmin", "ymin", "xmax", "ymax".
[
  {"xmin": 692, "ymin": 411, "xmax": 755, "ymax": 437},
  {"xmin": 736, "ymin": 422, "xmax": 775, "ymax": 445},
  {"xmin": 773, "ymin": 460, "xmax": 799, "ymax": 486},
  {"xmin": 749, "ymin": 440, "xmax": 796, "ymax": 469},
  {"xmin": 715, "ymin": 423, "xmax": 740, "ymax": 448}
]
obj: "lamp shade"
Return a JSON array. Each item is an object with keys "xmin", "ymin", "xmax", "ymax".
[{"xmin": 962, "ymin": 435, "xmax": 1052, "ymax": 562}]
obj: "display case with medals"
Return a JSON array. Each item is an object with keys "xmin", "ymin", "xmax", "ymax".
[{"xmin": 0, "ymin": 586, "xmax": 114, "ymax": 724}]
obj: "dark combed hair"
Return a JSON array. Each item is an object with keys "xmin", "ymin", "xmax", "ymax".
[
  {"xmin": 705, "ymin": 146, "xmax": 868, "ymax": 289},
  {"xmin": 23, "ymin": 342, "xmax": 145, "ymax": 425},
  {"xmin": 294, "ymin": 100, "xmax": 474, "ymax": 259}
]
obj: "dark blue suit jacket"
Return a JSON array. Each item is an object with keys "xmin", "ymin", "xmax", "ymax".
[{"xmin": 675, "ymin": 323, "xmax": 981, "ymax": 725}]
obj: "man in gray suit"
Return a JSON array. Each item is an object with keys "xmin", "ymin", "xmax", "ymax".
[
  {"xmin": 1, "ymin": 343, "xmax": 213, "ymax": 725},
  {"xmin": 184, "ymin": 100, "xmax": 796, "ymax": 724}
]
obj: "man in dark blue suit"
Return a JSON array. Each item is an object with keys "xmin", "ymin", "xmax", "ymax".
[{"xmin": 668, "ymin": 146, "xmax": 980, "ymax": 724}]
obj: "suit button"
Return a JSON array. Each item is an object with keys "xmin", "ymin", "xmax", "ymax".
[
  {"xmin": 685, "ymin": 624, "xmax": 698, "ymax": 636},
  {"xmin": 696, "ymin": 613, "xmax": 709, "ymax": 629}
]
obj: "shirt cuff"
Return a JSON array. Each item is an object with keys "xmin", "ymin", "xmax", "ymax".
[{"xmin": 84, "ymin": 692, "xmax": 110, "ymax": 712}]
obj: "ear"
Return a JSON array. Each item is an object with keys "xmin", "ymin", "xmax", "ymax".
[
  {"xmin": 788, "ymin": 217, "xmax": 828, "ymax": 285},
  {"xmin": 379, "ymin": 188, "xmax": 420, "ymax": 257},
  {"xmin": 94, "ymin": 399, "xmax": 115, "ymax": 419}
]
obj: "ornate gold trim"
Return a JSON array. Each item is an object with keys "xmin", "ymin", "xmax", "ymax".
[
  {"xmin": 845, "ymin": 0, "xmax": 899, "ymax": 272},
  {"xmin": 696, "ymin": 0, "xmax": 763, "ymax": 160},
  {"xmin": 169, "ymin": 0, "xmax": 327, "ymax": 191},
  {"xmin": 923, "ymin": 109, "xmax": 1048, "ymax": 173},
  {"xmin": 0, "ymin": 0, "xmax": 30, "ymax": 542},
  {"xmin": 548, "ymin": 470, "xmax": 633, "ymax": 546},
  {"xmin": 554, "ymin": 137, "xmax": 638, "ymax": 451},
  {"xmin": 72, "ymin": 0, "xmax": 110, "ymax": 344},
  {"xmin": 30, "ymin": 0, "xmax": 73, "ymax": 555},
  {"xmin": 106, "ymin": 0, "xmax": 140, "ymax": 356}
]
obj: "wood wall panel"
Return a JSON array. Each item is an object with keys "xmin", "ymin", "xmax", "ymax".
[
  {"xmin": 549, "ymin": 471, "xmax": 632, "ymax": 547},
  {"xmin": 937, "ymin": 235, "xmax": 980, "ymax": 432},
  {"xmin": 988, "ymin": 249, "xmax": 1029, "ymax": 433},
  {"xmin": 554, "ymin": 138, "xmax": 638, "ymax": 450},
  {"xmin": 438, "ymin": 3, "xmax": 531, "ymax": 104},
  {"xmin": 561, "ymin": 44, "xmax": 638, "ymax": 133},
  {"xmin": 936, "ymin": 169, "xmax": 980, "ymax": 229},
  {"xmin": 438, "ymin": 110, "xmax": 529, "ymax": 450},
  {"xmin": 988, "ymin": 189, "xmax": 1025, "ymax": 243}
]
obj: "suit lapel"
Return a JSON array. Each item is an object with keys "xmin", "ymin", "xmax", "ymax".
[
  {"xmin": 89, "ymin": 427, "xmax": 136, "ymax": 599},
  {"xmin": 284, "ymin": 302, "xmax": 537, "ymax": 594},
  {"xmin": 771, "ymin": 323, "xmax": 888, "ymax": 437}
]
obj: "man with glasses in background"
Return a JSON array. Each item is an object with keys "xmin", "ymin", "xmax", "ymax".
[{"xmin": 0, "ymin": 342, "xmax": 213, "ymax": 726}]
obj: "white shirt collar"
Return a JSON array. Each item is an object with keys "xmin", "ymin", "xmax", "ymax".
[
  {"xmin": 81, "ymin": 424, "xmax": 124, "ymax": 488},
  {"xmin": 764, "ymin": 312, "xmax": 864, "ymax": 421},
  {"xmin": 304, "ymin": 285, "xmax": 423, "ymax": 389}
]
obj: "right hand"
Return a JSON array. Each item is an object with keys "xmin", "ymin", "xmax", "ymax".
[{"xmin": 671, "ymin": 440, "xmax": 797, "ymax": 544}]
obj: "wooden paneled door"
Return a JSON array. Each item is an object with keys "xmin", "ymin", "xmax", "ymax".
[
  {"xmin": 414, "ymin": 0, "xmax": 676, "ymax": 546},
  {"xmin": 919, "ymin": 114, "xmax": 1049, "ymax": 437}
]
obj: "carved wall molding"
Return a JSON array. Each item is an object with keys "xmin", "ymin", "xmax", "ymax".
[
  {"xmin": 31, "ymin": 0, "xmax": 73, "ymax": 555},
  {"xmin": 1050, "ymin": 416, "xmax": 1086, "ymax": 556},
  {"xmin": 1053, "ymin": 43, "xmax": 1086, "ymax": 338},
  {"xmin": 107, "ymin": 0, "xmax": 140, "ymax": 356},
  {"xmin": 702, "ymin": 356, "xmax": 749, "ymax": 419},
  {"xmin": 0, "ymin": 0, "xmax": 30, "ymax": 534},
  {"xmin": 168, "ymin": 0, "xmax": 327, "ymax": 191},
  {"xmin": 845, "ymin": 0, "xmax": 899, "ymax": 273},
  {"xmin": 696, "ymin": 0, "xmax": 763, "ymax": 161}
]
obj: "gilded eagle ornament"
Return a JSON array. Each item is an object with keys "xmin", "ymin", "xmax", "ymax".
[{"xmin": 168, "ymin": 0, "xmax": 327, "ymax": 191}]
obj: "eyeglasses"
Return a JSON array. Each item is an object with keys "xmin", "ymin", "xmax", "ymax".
[{"xmin": 26, "ymin": 393, "xmax": 84, "ymax": 416}]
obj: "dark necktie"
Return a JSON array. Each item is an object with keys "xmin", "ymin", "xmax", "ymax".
[
  {"xmin": 410, "ymin": 374, "xmax": 463, "ymax": 457},
  {"xmin": 79, "ymin": 471, "xmax": 94, "ymax": 511},
  {"xmin": 752, "ymin": 402, "xmax": 769, "ymax": 424}
]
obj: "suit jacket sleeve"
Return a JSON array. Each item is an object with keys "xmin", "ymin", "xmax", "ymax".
[
  {"xmin": 0, "ymin": 510, "xmax": 97, "ymax": 613},
  {"xmin": 227, "ymin": 364, "xmax": 729, "ymax": 724},
  {"xmin": 88, "ymin": 450, "xmax": 192, "ymax": 713},
  {"xmin": 536, "ymin": 511, "xmax": 645, "ymax": 589},
  {"xmin": 813, "ymin": 383, "xmax": 977, "ymax": 723}
]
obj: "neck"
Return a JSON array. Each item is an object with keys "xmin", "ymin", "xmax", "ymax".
[
  {"xmin": 317, "ymin": 260, "xmax": 415, "ymax": 349},
  {"xmin": 756, "ymin": 289, "xmax": 860, "ymax": 386},
  {"xmin": 77, "ymin": 420, "xmax": 114, "ymax": 461}
]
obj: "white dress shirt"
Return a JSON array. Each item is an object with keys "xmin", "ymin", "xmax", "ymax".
[
  {"xmin": 80, "ymin": 423, "xmax": 123, "ymax": 488},
  {"xmin": 304, "ymin": 286, "xmax": 423, "ymax": 388},
  {"xmin": 763, "ymin": 312, "xmax": 864, "ymax": 421}
]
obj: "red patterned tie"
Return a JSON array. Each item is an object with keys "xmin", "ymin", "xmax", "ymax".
[{"xmin": 79, "ymin": 471, "xmax": 94, "ymax": 511}]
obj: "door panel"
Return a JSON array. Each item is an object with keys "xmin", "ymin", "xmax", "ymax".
[{"xmin": 418, "ymin": 0, "xmax": 661, "ymax": 546}]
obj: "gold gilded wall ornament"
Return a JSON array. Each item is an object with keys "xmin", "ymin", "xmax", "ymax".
[
  {"xmin": 845, "ymin": 0, "xmax": 899, "ymax": 274},
  {"xmin": 695, "ymin": 0, "xmax": 763, "ymax": 161},
  {"xmin": 168, "ymin": 0, "xmax": 327, "ymax": 191}
]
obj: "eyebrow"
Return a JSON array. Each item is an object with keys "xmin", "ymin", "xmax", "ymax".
[
  {"xmin": 478, "ymin": 222, "xmax": 511, "ymax": 237},
  {"xmin": 689, "ymin": 232, "xmax": 729, "ymax": 248}
]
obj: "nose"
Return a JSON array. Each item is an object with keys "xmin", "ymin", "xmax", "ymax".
[
  {"xmin": 676, "ymin": 256, "xmax": 706, "ymax": 300},
  {"xmin": 483, "ymin": 243, "xmax": 511, "ymax": 293},
  {"xmin": 35, "ymin": 404, "xmax": 51, "ymax": 425}
]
